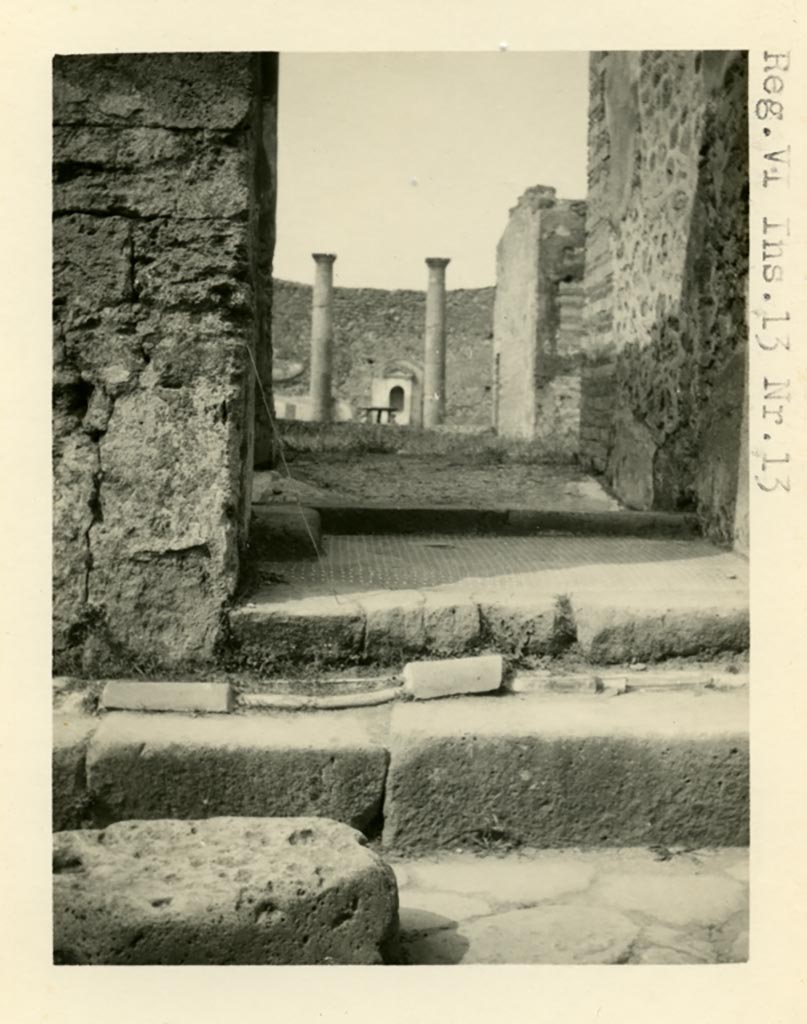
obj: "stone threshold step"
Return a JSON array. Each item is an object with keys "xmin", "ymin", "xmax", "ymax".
[
  {"xmin": 382, "ymin": 691, "xmax": 748, "ymax": 853},
  {"xmin": 223, "ymin": 588, "xmax": 749, "ymax": 673},
  {"xmin": 252, "ymin": 502, "xmax": 699, "ymax": 540},
  {"xmin": 54, "ymin": 689, "xmax": 748, "ymax": 851}
]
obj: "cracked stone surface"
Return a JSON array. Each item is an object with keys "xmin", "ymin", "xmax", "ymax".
[
  {"xmin": 53, "ymin": 817, "xmax": 398, "ymax": 965},
  {"xmin": 391, "ymin": 847, "xmax": 748, "ymax": 965},
  {"xmin": 52, "ymin": 53, "xmax": 274, "ymax": 674}
]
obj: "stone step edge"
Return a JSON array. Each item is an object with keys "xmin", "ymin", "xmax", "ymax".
[
  {"xmin": 382, "ymin": 692, "xmax": 749, "ymax": 852},
  {"xmin": 225, "ymin": 589, "xmax": 749, "ymax": 671},
  {"xmin": 53, "ymin": 690, "xmax": 749, "ymax": 843},
  {"xmin": 251, "ymin": 502, "xmax": 700, "ymax": 539}
]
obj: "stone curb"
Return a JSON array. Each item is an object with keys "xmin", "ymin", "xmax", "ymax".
[
  {"xmin": 84, "ymin": 710, "xmax": 389, "ymax": 832},
  {"xmin": 54, "ymin": 689, "xmax": 749, "ymax": 852},
  {"xmin": 226, "ymin": 590, "xmax": 749, "ymax": 671},
  {"xmin": 382, "ymin": 690, "xmax": 749, "ymax": 852},
  {"xmin": 506, "ymin": 666, "xmax": 749, "ymax": 695},
  {"xmin": 574, "ymin": 599, "xmax": 750, "ymax": 664}
]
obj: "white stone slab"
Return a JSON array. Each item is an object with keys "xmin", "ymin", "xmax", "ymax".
[
  {"xmin": 403, "ymin": 654, "xmax": 503, "ymax": 701},
  {"xmin": 101, "ymin": 680, "xmax": 232, "ymax": 714}
]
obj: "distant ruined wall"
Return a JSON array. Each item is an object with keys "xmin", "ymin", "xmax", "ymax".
[
  {"xmin": 52, "ymin": 53, "xmax": 277, "ymax": 672},
  {"xmin": 272, "ymin": 280, "xmax": 494, "ymax": 426},
  {"xmin": 582, "ymin": 51, "xmax": 748, "ymax": 545},
  {"xmin": 492, "ymin": 186, "xmax": 587, "ymax": 452}
]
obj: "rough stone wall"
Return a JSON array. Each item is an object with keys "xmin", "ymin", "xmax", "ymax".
[
  {"xmin": 53, "ymin": 53, "xmax": 277, "ymax": 672},
  {"xmin": 581, "ymin": 51, "xmax": 748, "ymax": 543},
  {"xmin": 272, "ymin": 280, "xmax": 494, "ymax": 426},
  {"xmin": 492, "ymin": 186, "xmax": 586, "ymax": 448}
]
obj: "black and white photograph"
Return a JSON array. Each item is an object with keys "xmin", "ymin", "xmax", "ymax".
[
  {"xmin": 2, "ymin": 2, "xmax": 805, "ymax": 1018},
  {"xmin": 50, "ymin": 47, "xmax": 751, "ymax": 966}
]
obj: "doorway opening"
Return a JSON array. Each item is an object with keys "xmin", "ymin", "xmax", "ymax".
[{"xmin": 388, "ymin": 385, "xmax": 404, "ymax": 414}]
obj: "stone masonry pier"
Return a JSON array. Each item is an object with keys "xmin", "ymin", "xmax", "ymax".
[{"xmin": 52, "ymin": 53, "xmax": 278, "ymax": 674}]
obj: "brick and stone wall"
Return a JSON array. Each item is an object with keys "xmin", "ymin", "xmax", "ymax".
[
  {"xmin": 579, "ymin": 363, "xmax": 616, "ymax": 473},
  {"xmin": 272, "ymin": 280, "xmax": 494, "ymax": 427},
  {"xmin": 581, "ymin": 51, "xmax": 748, "ymax": 545},
  {"xmin": 52, "ymin": 53, "xmax": 277, "ymax": 672},
  {"xmin": 556, "ymin": 281, "xmax": 586, "ymax": 358},
  {"xmin": 492, "ymin": 186, "xmax": 587, "ymax": 453}
]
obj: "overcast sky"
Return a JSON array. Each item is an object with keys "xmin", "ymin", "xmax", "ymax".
[{"xmin": 274, "ymin": 52, "xmax": 589, "ymax": 290}]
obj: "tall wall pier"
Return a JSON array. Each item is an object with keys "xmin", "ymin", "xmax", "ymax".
[
  {"xmin": 581, "ymin": 51, "xmax": 748, "ymax": 547},
  {"xmin": 492, "ymin": 186, "xmax": 586, "ymax": 454},
  {"xmin": 52, "ymin": 53, "xmax": 278, "ymax": 672}
]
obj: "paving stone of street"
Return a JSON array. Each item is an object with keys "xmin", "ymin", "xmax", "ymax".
[{"xmin": 391, "ymin": 847, "xmax": 748, "ymax": 964}]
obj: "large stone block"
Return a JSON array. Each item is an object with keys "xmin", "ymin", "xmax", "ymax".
[
  {"xmin": 100, "ymin": 680, "xmax": 233, "ymax": 714},
  {"xmin": 53, "ymin": 53, "xmax": 254, "ymax": 129},
  {"xmin": 421, "ymin": 592, "xmax": 480, "ymax": 656},
  {"xmin": 131, "ymin": 220, "xmax": 251, "ymax": 315},
  {"xmin": 478, "ymin": 592, "xmax": 558, "ymax": 655},
  {"xmin": 53, "ymin": 704, "xmax": 99, "ymax": 831},
  {"xmin": 53, "ymin": 817, "xmax": 399, "ymax": 964},
  {"xmin": 94, "ymin": 387, "xmax": 240, "ymax": 551},
  {"xmin": 360, "ymin": 590, "xmax": 426, "ymax": 662},
  {"xmin": 402, "ymin": 654, "xmax": 503, "ymax": 701},
  {"xmin": 574, "ymin": 596, "xmax": 749, "ymax": 663},
  {"xmin": 227, "ymin": 596, "xmax": 366, "ymax": 672},
  {"xmin": 81, "ymin": 382, "xmax": 244, "ymax": 667},
  {"xmin": 52, "ymin": 432, "xmax": 97, "ymax": 656},
  {"xmin": 383, "ymin": 692, "xmax": 748, "ymax": 852},
  {"xmin": 53, "ymin": 128, "xmax": 250, "ymax": 220},
  {"xmin": 607, "ymin": 411, "xmax": 656, "ymax": 510},
  {"xmin": 53, "ymin": 215, "xmax": 133, "ymax": 313},
  {"xmin": 86, "ymin": 711, "xmax": 388, "ymax": 832},
  {"xmin": 85, "ymin": 550, "xmax": 226, "ymax": 669}
]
